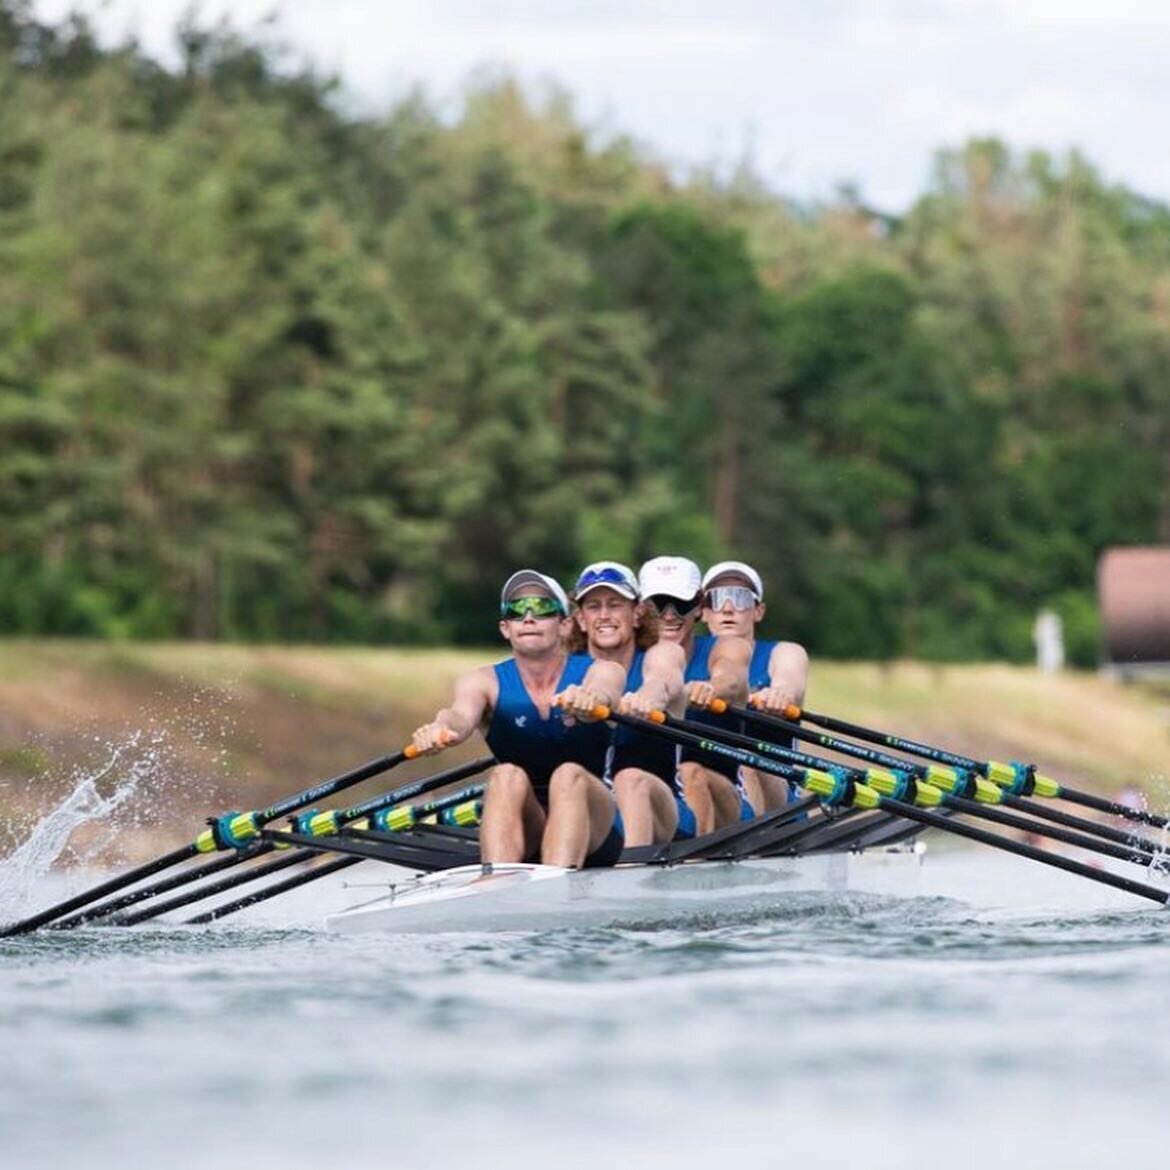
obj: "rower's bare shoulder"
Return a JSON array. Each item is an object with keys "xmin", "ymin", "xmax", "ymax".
[
  {"xmin": 452, "ymin": 664, "xmax": 501, "ymax": 708},
  {"xmin": 772, "ymin": 641, "xmax": 809, "ymax": 668}
]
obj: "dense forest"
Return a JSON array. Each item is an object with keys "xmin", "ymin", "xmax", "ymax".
[{"xmin": 1, "ymin": 2, "xmax": 1168, "ymax": 663}]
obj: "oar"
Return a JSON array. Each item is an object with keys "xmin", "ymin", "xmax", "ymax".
[
  {"xmin": 668, "ymin": 712, "xmax": 1169, "ymax": 872},
  {"xmin": 183, "ymin": 786, "xmax": 486, "ymax": 925},
  {"xmin": 102, "ymin": 758, "xmax": 492, "ymax": 927},
  {"xmin": 726, "ymin": 703, "xmax": 1170, "ymax": 861},
  {"xmin": 592, "ymin": 705, "xmax": 882, "ymax": 810},
  {"xmin": 46, "ymin": 844, "xmax": 269, "ymax": 930},
  {"xmin": 2, "ymin": 744, "xmax": 426, "ymax": 938},
  {"xmin": 602, "ymin": 709, "xmax": 1170, "ymax": 906},
  {"xmin": 779, "ymin": 701, "xmax": 1170, "ymax": 830}
]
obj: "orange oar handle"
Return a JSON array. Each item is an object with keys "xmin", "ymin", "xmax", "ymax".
[
  {"xmin": 404, "ymin": 728, "xmax": 461, "ymax": 759},
  {"xmin": 592, "ymin": 705, "xmax": 666, "ymax": 724}
]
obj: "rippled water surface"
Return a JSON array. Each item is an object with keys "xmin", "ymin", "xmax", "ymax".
[{"xmin": 3, "ymin": 851, "xmax": 1170, "ymax": 1170}]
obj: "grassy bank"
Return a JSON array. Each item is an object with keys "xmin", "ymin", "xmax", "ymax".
[{"xmin": 1, "ymin": 640, "xmax": 1168, "ymax": 862}]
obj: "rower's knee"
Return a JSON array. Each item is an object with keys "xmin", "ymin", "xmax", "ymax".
[
  {"xmin": 613, "ymin": 768, "xmax": 653, "ymax": 803},
  {"xmin": 548, "ymin": 762, "xmax": 590, "ymax": 802},
  {"xmin": 487, "ymin": 763, "xmax": 533, "ymax": 807}
]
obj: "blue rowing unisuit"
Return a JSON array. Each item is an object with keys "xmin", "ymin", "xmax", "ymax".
[
  {"xmin": 609, "ymin": 649, "xmax": 681, "ymax": 794},
  {"xmin": 683, "ymin": 635, "xmax": 791, "ymax": 808},
  {"xmin": 484, "ymin": 654, "xmax": 611, "ymax": 802},
  {"xmin": 686, "ymin": 635, "xmax": 776, "ymax": 690}
]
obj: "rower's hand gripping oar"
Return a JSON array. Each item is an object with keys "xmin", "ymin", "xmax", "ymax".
[{"xmin": 0, "ymin": 743, "xmax": 428, "ymax": 938}]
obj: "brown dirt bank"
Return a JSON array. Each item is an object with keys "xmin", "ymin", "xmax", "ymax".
[{"xmin": 1, "ymin": 641, "xmax": 1167, "ymax": 865}]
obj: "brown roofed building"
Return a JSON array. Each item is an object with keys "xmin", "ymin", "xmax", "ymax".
[{"xmin": 1097, "ymin": 547, "xmax": 1170, "ymax": 676}]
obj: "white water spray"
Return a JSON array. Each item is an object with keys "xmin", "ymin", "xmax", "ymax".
[{"xmin": 0, "ymin": 730, "xmax": 168, "ymax": 920}]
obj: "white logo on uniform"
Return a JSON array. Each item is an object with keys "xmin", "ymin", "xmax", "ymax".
[{"xmin": 514, "ymin": 715, "xmax": 527, "ymax": 727}]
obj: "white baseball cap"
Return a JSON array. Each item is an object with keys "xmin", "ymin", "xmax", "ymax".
[
  {"xmin": 701, "ymin": 560, "xmax": 764, "ymax": 600},
  {"xmin": 499, "ymin": 570, "xmax": 570, "ymax": 615},
  {"xmin": 638, "ymin": 556, "xmax": 702, "ymax": 601},
  {"xmin": 572, "ymin": 561, "xmax": 639, "ymax": 601}
]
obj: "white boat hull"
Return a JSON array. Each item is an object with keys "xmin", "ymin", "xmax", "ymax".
[{"xmin": 324, "ymin": 847, "xmax": 926, "ymax": 934}]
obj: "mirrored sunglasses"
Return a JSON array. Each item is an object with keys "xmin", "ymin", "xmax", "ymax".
[
  {"xmin": 501, "ymin": 595, "xmax": 566, "ymax": 620},
  {"xmin": 704, "ymin": 585, "xmax": 758, "ymax": 612},
  {"xmin": 647, "ymin": 593, "xmax": 702, "ymax": 619}
]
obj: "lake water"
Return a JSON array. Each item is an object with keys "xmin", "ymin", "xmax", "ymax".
[{"xmin": 2, "ymin": 841, "xmax": 1169, "ymax": 1170}]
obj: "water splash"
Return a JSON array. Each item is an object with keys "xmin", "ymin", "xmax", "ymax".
[
  {"xmin": 0, "ymin": 683, "xmax": 246, "ymax": 922},
  {"xmin": 0, "ymin": 731, "xmax": 165, "ymax": 920}
]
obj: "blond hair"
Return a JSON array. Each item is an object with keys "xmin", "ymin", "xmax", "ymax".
[{"xmin": 567, "ymin": 602, "xmax": 659, "ymax": 654}]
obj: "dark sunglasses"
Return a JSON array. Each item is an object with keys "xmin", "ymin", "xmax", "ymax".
[
  {"xmin": 647, "ymin": 594, "xmax": 702, "ymax": 618},
  {"xmin": 501, "ymin": 596, "xmax": 566, "ymax": 620}
]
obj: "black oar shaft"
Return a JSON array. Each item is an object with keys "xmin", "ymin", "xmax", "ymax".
[
  {"xmin": 1056, "ymin": 788, "xmax": 1170, "ymax": 830},
  {"xmin": 108, "ymin": 760, "xmax": 492, "ymax": 927},
  {"xmin": 876, "ymin": 799, "xmax": 1170, "ymax": 905},
  {"xmin": 718, "ymin": 716, "xmax": 1169, "ymax": 879},
  {"xmin": 180, "ymin": 779, "xmax": 488, "ymax": 925},
  {"xmin": 115, "ymin": 850, "xmax": 314, "ymax": 925},
  {"xmin": 797, "ymin": 706, "xmax": 981, "ymax": 771},
  {"xmin": 733, "ymin": 704, "xmax": 1168, "ymax": 858},
  {"xmin": 0, "ymin": 843, "xmax": 199, "ymax": 937},
  {"xmin": 944, "ymin": 797, "xmax": 1160, "ymax": 868},
  {"xmin": 48, "ymin": 846, "xmax": 268, "ymax": 929},
  {"xmin": 795, "ymin": 704, "xmax": 1170, "ymax": 831},
  {"xmin": 184, "ymin": 857, "xmax": 364, "ymax": 925},
  {"xmin": 255, "ymin": 749, "xmax": 411, "ymax": 823},
  {"xmin": 603, "ymin": 709, "xmax": 811, "ymax": 792},
  {"xmin": 616, "ymin": 710, "xmax": 1170, "ymax": 906},
  {"xmin": 329, "ymin": 758, "xmax": 492, "ymax": 824},
  {"xmin": 0, "ymin": 748, "xmax": 420, "ymax": 938},
  {"xmin": 732, "ymin": 704, "xmax": 930, "ymax": 777},
  {"xmin": 1004, "ymin": 794, "xmax": 1164, "ymax": 855}
]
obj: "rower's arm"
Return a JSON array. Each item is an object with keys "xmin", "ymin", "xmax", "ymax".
[
  {"xmin": 706, "ymin": 635, "xmax": 752, "ymax": 705},
  {"xmin": 580, "ymin": 658, "xmax": 626, "ymax": 710},
  {"xmin": 751, "ymin": 642, "xmax": 809, "ymax": 714},
  {"xmin": 411, "ymin": 667, "xmax": 496, "ymax": 754},
  {"xmin": 620, "ymin": 642, "xmax": 685, "ymax": 718}
]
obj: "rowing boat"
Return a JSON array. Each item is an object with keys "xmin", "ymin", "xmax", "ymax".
[
  {"xmin": 6, "ymin": 698, "xmax": 1167, "ymax": 941},
  {"xmin": 324, "ymin": 843, "xmax": 927, "ymax": 934}
]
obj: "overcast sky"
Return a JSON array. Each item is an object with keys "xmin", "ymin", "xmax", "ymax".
[{"xmin": 28, "ymin": 1, "xmax": 1170, "ymax": 212}]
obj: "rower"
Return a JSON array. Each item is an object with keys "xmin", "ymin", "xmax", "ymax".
[
  {"xmin": 638, "ymin": 555, "xmax": 754, "ymax": 834},
  {"xmin": 567, "ymin": 561, "xmax": 688, "ymax": 848},
  {"xmin": 410, "ymin": 569, "xmax": 625, "ymax": 868},
  {"xmin": 699, "ymin": 560, "xmax": 809, "ymax": 813}
]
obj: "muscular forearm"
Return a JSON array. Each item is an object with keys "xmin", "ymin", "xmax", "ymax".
[
  {"xmin": 708, "ymin": 660, "xmax": 749, "ymax": 704},
  {"xmin": 579, "ymin": 660, "xmax": 626, "ymax": 710},
  {"xmin": 433, "ymin": 707, "xmax": 477, "ymax": 742},
  {"xmin": 752, "ymin": 643, "xmax": 809, "ymax": 711}
]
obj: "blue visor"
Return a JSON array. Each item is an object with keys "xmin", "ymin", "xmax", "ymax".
[{"xmin": 574, "ymin": 564, "xmax": 638, "ymax": 598}]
